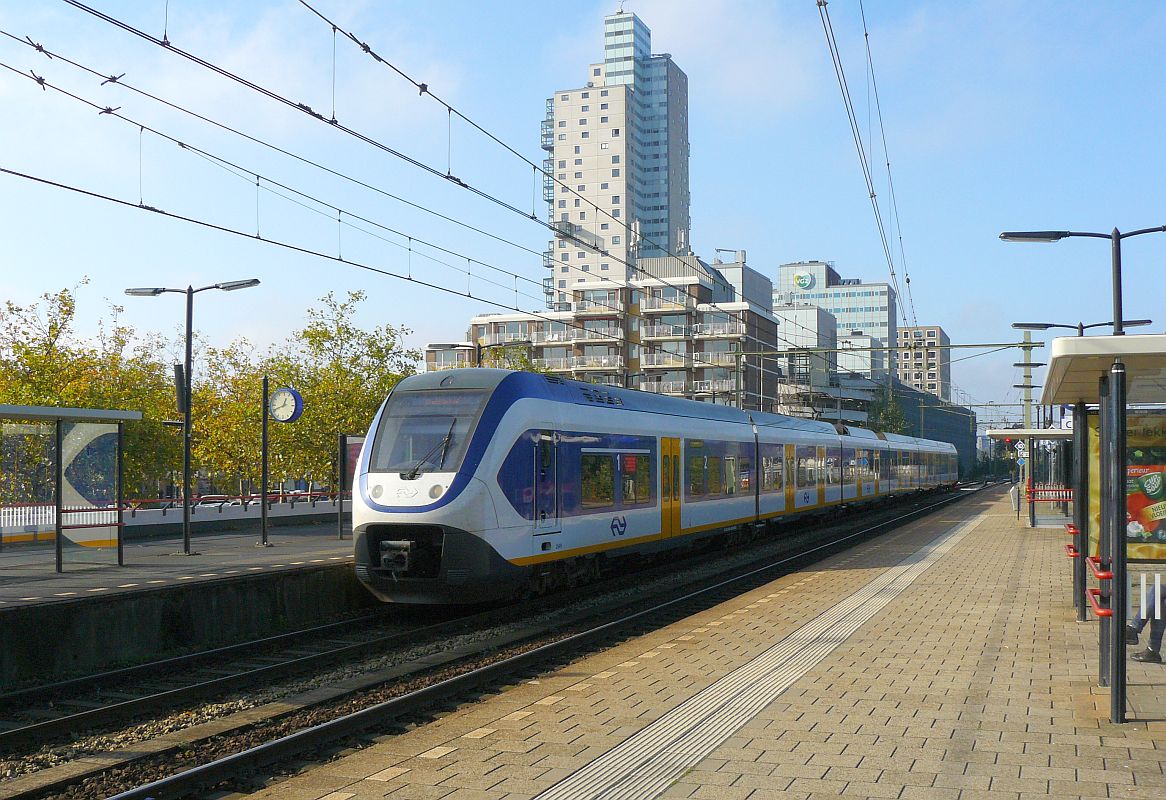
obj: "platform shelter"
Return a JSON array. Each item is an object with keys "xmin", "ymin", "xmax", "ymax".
[
  {"xmin": 1041, "ymin": 333, "xmax": 1166, "ymax": 723},
  {"xmin": 987, "ymin": 426, "xmax": 1073, "ymax": 529},
  {"xmin": 0, "ymin": 404, "xmax": 141, "ymax": 572}
]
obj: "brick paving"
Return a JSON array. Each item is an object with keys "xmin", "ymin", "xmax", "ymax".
[{"xmin": 241, "ymin": 489, "xmax": 1166, "ymax": 799}]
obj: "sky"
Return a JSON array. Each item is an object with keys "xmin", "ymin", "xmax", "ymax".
[{"xmin": 2, "ymin": 0, "xmax": 1165, "ymax": 427}]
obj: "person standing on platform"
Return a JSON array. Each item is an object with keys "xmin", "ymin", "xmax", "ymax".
[{"xmin": 1127, "ymin": 579, "xmax": 1166, "ymax": 664}]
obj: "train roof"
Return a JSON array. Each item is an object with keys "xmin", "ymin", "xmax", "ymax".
[{"xmin": 394, "ymin": 369, "xmax": 955, "ymax": 450}]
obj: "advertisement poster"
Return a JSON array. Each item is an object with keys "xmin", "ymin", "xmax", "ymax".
[{"xmin": 1088, "ymin": 411, "xmax": 1166, "ymax": 562}]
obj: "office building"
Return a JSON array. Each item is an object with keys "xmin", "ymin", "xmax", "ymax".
[{"xmin": 773, "ymin": 260, "xmax": 897, "ymax": 377}]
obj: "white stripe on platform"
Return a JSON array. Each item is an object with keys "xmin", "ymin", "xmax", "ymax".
[{"xmin": 533, "ymin": 511, "xmax": 987, "ymax": 800}]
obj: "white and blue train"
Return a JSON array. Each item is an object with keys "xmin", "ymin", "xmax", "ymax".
[{"xmin": 353, "ymin": 369, "xmax": 958, "ymax": 604}]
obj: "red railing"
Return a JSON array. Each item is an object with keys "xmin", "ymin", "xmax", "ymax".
[
  {"xmin": 1086, "ymin": 555, "xmax": 1113, "ymax": 581},
  {"xmin": 1065, "ymin": 544, "xmax": 1079, "ymax": 558},
  {"xmin": 1086, "ymin": 588, "xmax": 1113, "ymax": 618},
  {"xmin": 1026, "ymin": 483, "xmax": 1073, "ymax": 502}
]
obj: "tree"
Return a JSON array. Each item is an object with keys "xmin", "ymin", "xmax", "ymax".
[
  {"xmin": 192, "ymin": 340, "xmax": 264, "ymax": 496},
  {"xmin": 265, "ymin": 291, "xmax": 421, "ymax": 485},
  {"xmin": 866, "ymin": 386, "xmax": 909, "ymax": 435},
  {"xmin": 0, "ymin": 284, "xmax": 178, "ymax": 499},
  {"xmin": 480, "ymin": 343, "xmax": 551, "ymax": 373}
]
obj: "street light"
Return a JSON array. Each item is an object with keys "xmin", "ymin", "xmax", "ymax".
[
  {"xmin": 1000, "ymin": 226, "xmax": 1166, "ymax": 335},
  {"xmin": 125, "ymin": 279, "xmax": 261, "ymax": 555},
  {"xmin": 1012, "ymin": 320, "xmax": 1152, "ymax": 337}
]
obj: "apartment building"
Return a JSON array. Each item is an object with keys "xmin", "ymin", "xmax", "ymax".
[{"xmin": 897, "ymin": 325, "xmax": 952, "ymax": 401}]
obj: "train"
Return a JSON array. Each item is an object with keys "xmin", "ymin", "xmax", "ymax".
[{"xmin": 352, "ymin": 369, "xmax": 958, "ymax": 604}]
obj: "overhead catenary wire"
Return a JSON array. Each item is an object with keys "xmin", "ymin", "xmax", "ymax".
[
  {"xmin": 27, "ymin": 5, "xmax": 883, "ymax": 394},
  {"xmin": 815, "ymin": 0, "xmax": 911, "ymax": 330},
  {"xmin": 0, "ymin": 63, "xmax": 754, "ymax": 379},
  {"xmin": 858, "ymin": 0, "xmax": 918, "ymax": 329},
  {"xmin": 0, "ymin": 29, "xmax": 548, "ymax": 263},
  {"xmin": 58, "ymin": 0, "xmax": 831, "ymax": 357},
  {"xmin": 295, "ymin": 0, "xmax": 851, "ymax": 353}
]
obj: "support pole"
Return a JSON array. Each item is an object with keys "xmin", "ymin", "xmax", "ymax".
[
  {"xmin": 260, "ymin": 375, "xmax": 270, "ymax": 547},
  {"xmin": 54, "ymin": 418, "xmax": 63, "ymax": 574},
  {"xmin": 117, "ymin": 420, "xmax": 125, "ymax": 567},
  {"xmin": 1073, "ymin": 401, "xmax": 1088, "ymax": 622},
  {"xmin": 182, "ymin": 285, "xmax": 194, "ymax": 556},
  {"xmin": 337, "ymin": 433, "xmax": 346, "ymax": 541},
  {"xmin": 1098, "ymin": 374, "xmax": 1111, "ymax": 687},
  {"xmin": 1109, "ymin": 360, "xmax": 1127, "ymax": 723},
  {"xmin": 1028, "ymin": 435, "xmax": 1036, "ymax": 528}
]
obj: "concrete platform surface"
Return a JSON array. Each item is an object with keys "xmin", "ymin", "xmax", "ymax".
[
  {"xmin": 239, "ymin": 488, "xmax": 1166, "ymax": 800},
  {"xmin": 0, "ymin": 523, "xmax": 352, "ymax": 609}
]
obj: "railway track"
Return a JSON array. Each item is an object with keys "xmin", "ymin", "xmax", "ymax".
[{"xmin": 0, "ymin": 486, "xmax": 988, "ymax": 800}]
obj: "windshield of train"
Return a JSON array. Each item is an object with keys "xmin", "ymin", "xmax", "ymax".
[{"xmin": 369, "ymin": 389, "xmax": 489, "ymax": 475}]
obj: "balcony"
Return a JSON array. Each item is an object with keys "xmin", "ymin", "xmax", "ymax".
[
  {"xmin": 530, "ymin": 329, "xmax": 574, "ymax": 345},
  {"xmin": 640, "ymin": 296, "xmax": 693, "ymax": 313},
  {"xmin": 481, "ymin": 333, "xmax": 532, "ymax": 346},
  {"xmin": 577, "ymin": 326, "xmax": 621, "ymax": 342},
  {"xmin": 692, "ymin": 321, "xmax": 746, "ymax": 337},
  {"xmin": 694, "ymin": 379, "xmax": 736, "ymax": 393},
  {"xmin": 532, "ymin": 357, "xmax": 572, "ymax": 371},
  {"xmin": 697, "ymin": 351, "xmax": 738, "ymax": 367},
  {"xmin": 575, "ymin": 299, "xmax": 624, "ymax": 315},
  {"xmin": 641, "ymin": 352, "xmax": 689, "ymax": 369},
  {"xmin": 429, "ymin": 358, "xmax": 473, "ymax": 372},
  {"xmin": 641, "ymin": 324, "xmax": 690, "ymax": 339},
  {"xmin": 641, "ymin": 380, "xmax": 689, "ymax": 395},
  {"xmin": 571, "ymin": 355, "xmax": 625, "ymax": 370}
]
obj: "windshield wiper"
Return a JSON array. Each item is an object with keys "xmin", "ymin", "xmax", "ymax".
[
  {"xmin": 403, "ymin": 418, "xmax": 457, "ymax": 480},
  {"xmin": 436, "ymin": 417, "xmax": 457, "ymax": 469}
]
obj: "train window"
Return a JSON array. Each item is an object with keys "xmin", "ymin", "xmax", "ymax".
[
  {"xmin": 825, "ymin": 452, "xmax": 839, "ymax": 486},
  {"xmin": 723, "ymin": 457, "xmax": 737, "ymax": 496},
  {"xmin": 761, "ymin": 454, "xmax": 783, "ymax": 492},
  {"xmin": 581, "ymin": 454, "xmax": 615, "ymax": 508},
  {"xmin": 842, "ymin": 448, "xmax": 857, "ymax": 484},
  {"xmin": 370, "ymin": 389, "xmax": 488, "ymax": 474},
  {"xmin": 707, "ymin": 457, "xmax": 724, "ymax": 495},
  {"xmin": 796, "ymin": 446, "xmax": 817, "ymax": 489},
  {"xmin": 687, "ymin": 454, "xmax": 706, "ymax": 497},
  {"xmin": 662, "ymin": 455, "xmax": 671, "ymax": 500},
  {"xmin": 621, "ymin": 453, "xmax": 652, "ymax": 505},
  {"xmin": 738, "ymin": 455, "xmax": 752, "ymax": 492}
]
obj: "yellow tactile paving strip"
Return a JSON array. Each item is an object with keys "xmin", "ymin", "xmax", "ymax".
[{"xmin": 243, "ymin": 490, "xmax": 1166, "ymax": 800}]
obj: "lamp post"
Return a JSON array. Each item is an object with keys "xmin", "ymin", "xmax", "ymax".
[
  {"xmin": 999, "ymin": 227, "xmax": 1165, "ymax": 336},
  {"xmin": 1012, "ymin": 320, "xmax": 1152, "ymax": 337},
  {"xmin": 126, "ymin": 279, "xmax": 260, "ymax": 555}
]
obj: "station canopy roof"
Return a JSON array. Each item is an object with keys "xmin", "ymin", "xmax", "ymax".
[
  {"xmin": 0, "ymin": 405, "xmax": 142, "ymax": 422},
  {"xmin": 1041, "ymin": 334, "xmax": 1166, "ymax": 406},
  {"xmin": 986, "ymin": 428, "xmax": 1072, "ymax": 441}
]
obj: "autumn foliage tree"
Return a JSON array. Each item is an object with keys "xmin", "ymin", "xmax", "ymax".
[{"xmin": 0, "ymin": 285, "xmax": 421, "ymax": 499}]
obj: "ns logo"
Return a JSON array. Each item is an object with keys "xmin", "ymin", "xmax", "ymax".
[{"xmin": 610, "ymin": 515, "xmax": 628, "ymax": 536}]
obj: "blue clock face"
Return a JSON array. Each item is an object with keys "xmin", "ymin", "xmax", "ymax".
[{"xmin": 269, "ymin": 387, "xmax": 303, "ymax": 423}]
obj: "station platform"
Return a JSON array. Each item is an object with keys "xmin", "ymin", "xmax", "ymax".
[
  {"xmin": 0, "ymin": 522, "xmax": 352, "ymax": 608},
  {"xmin": 242, "ymin": 488, "xmax": 1166, "ymax": 800},
  {"xmin": 0, "ymin": 524, "xmax": 362, "ymax": 685}
]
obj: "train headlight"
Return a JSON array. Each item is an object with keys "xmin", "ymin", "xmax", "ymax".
[
  {"xmin": 370, "ymin": 484, "xmax": 383, "ymax": 499},
  {"xmin": 429, "ymin": 484, "xmax": 444, "ymax": 499}
]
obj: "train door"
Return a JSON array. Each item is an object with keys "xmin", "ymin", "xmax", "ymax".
[
  {"xmin": 784, "ymin": 444, "xmax": 796, "ymax": 510},
  {"xmin": 817, "ymin": 446, "xmax": 828, "ymax": 506},
  {"xmin": 534, "ymin": 431, "xmax": 558, "ymax": 534},
  {"xmin": 873, "ymin": 450, "xmax": 881, "ymax": 495},
  {"xmin": 661, "ymin": 437, "xmax": 681, "ymax": 537}
]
